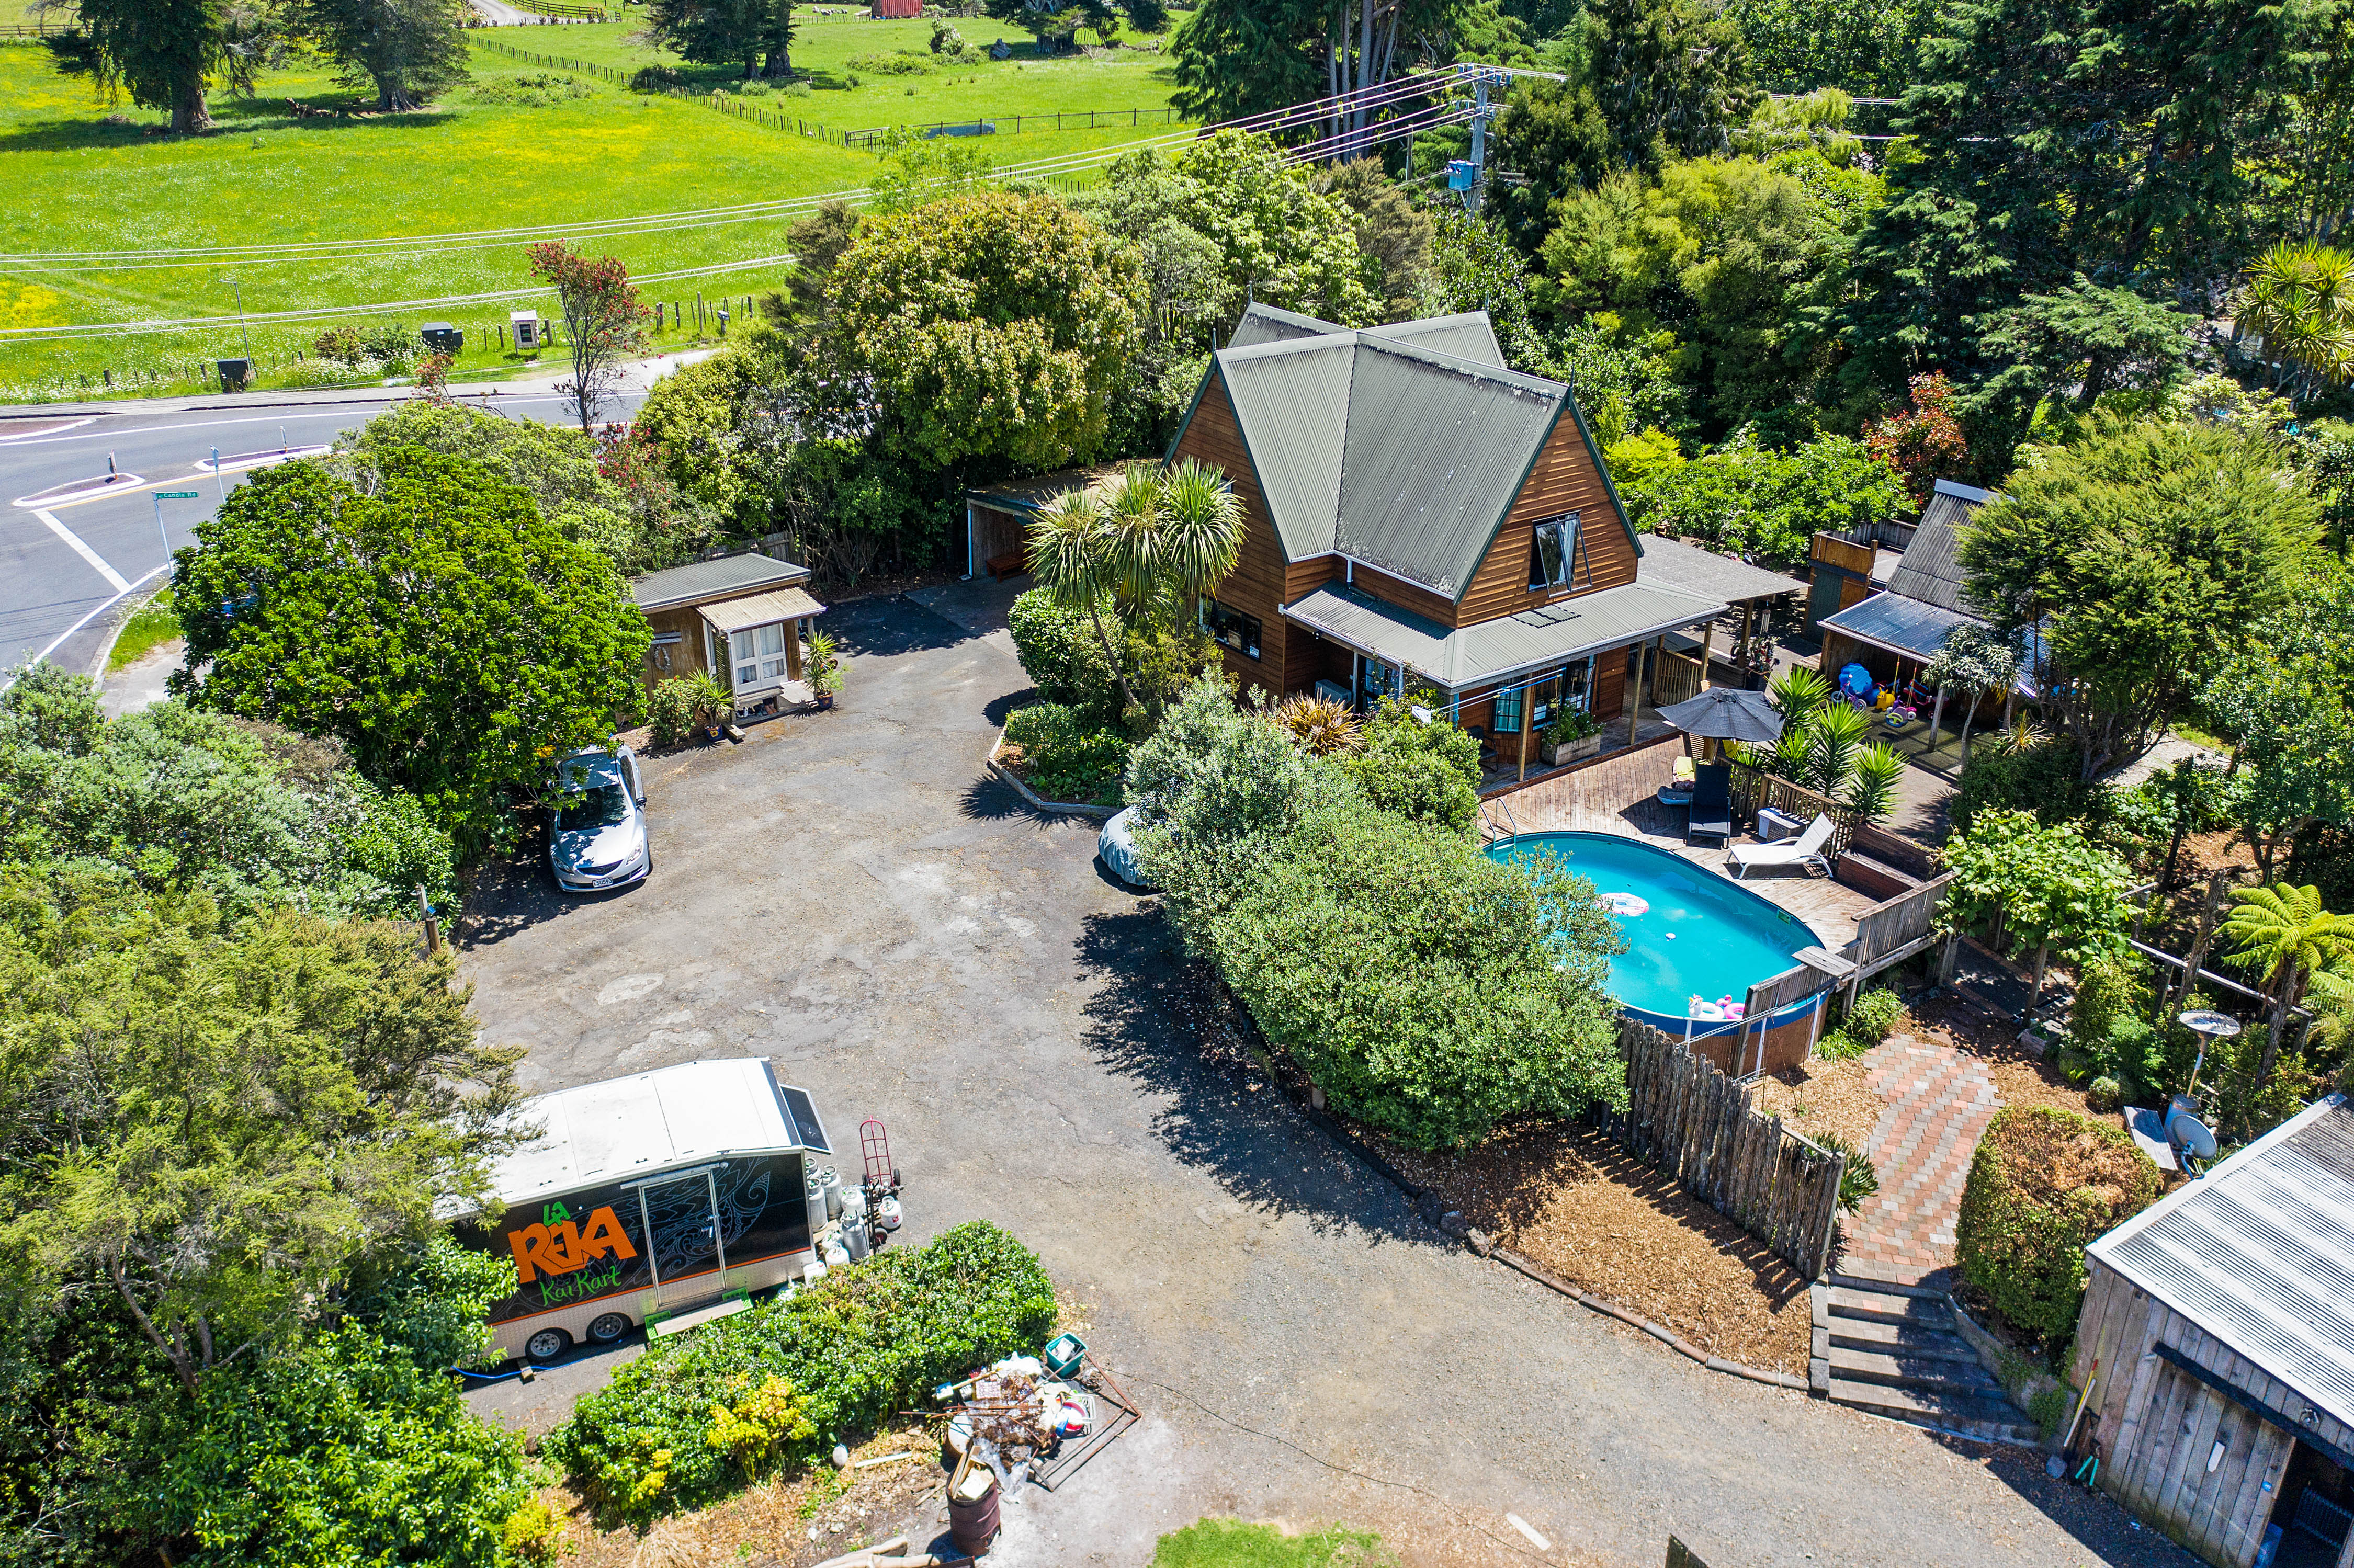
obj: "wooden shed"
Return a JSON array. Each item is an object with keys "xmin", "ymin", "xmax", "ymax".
[
  {"xmin": 2072, "ymin": 1095, "xmax": 2354, "ymax": 1568},
  {"xmin": 629, "ymin": 552, "xmax": 826, "ymax": 720}
]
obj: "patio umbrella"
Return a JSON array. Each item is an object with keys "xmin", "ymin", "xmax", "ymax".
[{"xmin": 1658, "ymin": 687, "xmax": 1783, "ymax": 745}]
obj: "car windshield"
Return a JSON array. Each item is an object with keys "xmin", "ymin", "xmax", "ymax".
[{"xmin": 558, "ymin": 782, "xmax": 630, "ymax": 832}]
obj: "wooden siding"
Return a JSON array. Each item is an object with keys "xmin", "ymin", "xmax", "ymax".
[
  {"xmin": 2072, "ymin": 1258, "xmax": 2351, "ymax": 1568},
  {"xmin": 1456, "ymin": 415, "xmax": 1638, "ymax": 626},
  {"xmin": 1172, "ymin": 378, "xmax": 1291, "ymax": 692},
  {"xmin": 641, "ymin": 605, "xmax": 711, "ymax": 692},
  {"xmin": 1284, "ymin": 555, "xmax": 1340, "ymax": 603},
  {"xmin": 967, "ymin": 503, "xmax": 1026, "ymax": 576}
]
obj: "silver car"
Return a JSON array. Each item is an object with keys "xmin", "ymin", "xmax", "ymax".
[{"xmin": 549, "ymin": 747, "xmax": 650, "ymax": 893}]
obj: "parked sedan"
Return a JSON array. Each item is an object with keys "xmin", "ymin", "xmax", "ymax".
[{"xmin": 548, "ymin": 747, "xmax": 650, "ymax": 893}]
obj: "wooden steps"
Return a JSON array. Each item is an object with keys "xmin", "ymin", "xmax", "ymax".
[{"xmin": 1812, "ymin": 1279, "xmax": 2045, "ymax": 1448}]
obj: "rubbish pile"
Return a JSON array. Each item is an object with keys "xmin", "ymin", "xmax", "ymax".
[{"xmin": 930, "ymin": 1333, "xmax": 1137, "ymax": 1555}]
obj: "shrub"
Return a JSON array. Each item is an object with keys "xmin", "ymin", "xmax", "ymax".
[
  {"xmin": 545, "ymin": 1222, "xmax": 1054, "ymax": 1525},
  {"xmin": 630, "ymin": 64, "xmax": 683, "ymax": 90},
  {"xmin": 1808, "ymin": 1132, "xmax": 1880, "ymax": 1213},
  {"xmin": 846, "ymin": 49, "xmax": 931, "ymax": 73},
  {"xmin": 1952, "ymin": 743, "xmax": 2111, "ymax": 833},
  {"xmin": 1003, "ymin": 702, "xmax": 1128, "ymax": 801},
  {"xmin": 1003, "ymin": 700, "xmax": 1080, "ymax": 756},
  {"xmin": 1814, "ymin": 1027, "xmax": 1868, "ymax": 1061},
  {"xmin": 1847, "ymin": 986, "xmax": 1903, "ymax": 1047},
  {"xmin": 312, "ymin": 324, "xmax": 367, "ymax": 365},
  {"xmin": 646, "ymin": 672, "xmax": 727, "ymax": 748},
  {"xmin": 1339, "ymin": 702, "xmax": 1482, "ymax": 834},
  {"xmin": 1008, "ymin": 588, "xmax": 1118, "ymax": 717},
  {"xmin": 1954, "ymin": 1107, "xmax": 2160, "ymax": 1353},
  {"xmin": 501, "ymin": 1497, "xmax": 572, "ymax": 1565}
]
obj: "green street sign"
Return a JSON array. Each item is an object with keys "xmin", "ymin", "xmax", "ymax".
[{"xmin": 156, "ymin": 491, "xmax": 200, "ymax": 498}]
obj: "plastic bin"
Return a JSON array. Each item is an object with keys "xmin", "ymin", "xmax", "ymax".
[{"xmin": 1043, "ymin": 1331, "xmax": 1086, "ymax": 1379}]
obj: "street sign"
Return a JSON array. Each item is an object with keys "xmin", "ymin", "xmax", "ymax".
[{"xmin": 156, "ymin": 491, "xmax": 200, "ymax": 498}]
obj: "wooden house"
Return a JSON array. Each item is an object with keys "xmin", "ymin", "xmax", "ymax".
[
  {"xmin": 1160, "ymin": 304, "xmax": 1730, "ymax": 767},
  {"xmin": 2071, "ymin": 1095, "xmax": 2354, "ymax": 1568},
  {"xmin": 1815, "ymin": 479, "xmax": 2010, "ymax": 700},
  {"xmin": 629, "ymin": 552, "xmax": 826, "ymax": 720}
]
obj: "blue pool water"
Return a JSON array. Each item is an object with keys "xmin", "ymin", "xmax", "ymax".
[{"xmin": 1484, "ymin": 832, "xmax": 1826, "ymax": 1025}]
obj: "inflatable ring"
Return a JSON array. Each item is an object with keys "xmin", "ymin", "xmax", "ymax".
[{"xmin": 1600, "ymin": 892, "xmax": 1650, "ymax": 917}]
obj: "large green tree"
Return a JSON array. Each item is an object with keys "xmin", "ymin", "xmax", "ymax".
[
  {"xmin": 2202, "ymin": 568, "xmax": 2354, "ymax": 878},
  {"xmin": 641, "ymin": 0, "xmax": 777, "ymax": 78},
  {"xmin": 292, "ymin": 0, "xmax": 469, "ymax": 111},
  {"xmin": 1960, "ymin": 416, "xmax": 2321, "ymax": 778},
  {"xmin": 70, "ymin": 0, "xmax": 237, "ymax": 132},
  {"xmin": 1725, "ymin": 0, "xmax": 1939, "ymax": 94},
  {"xmin": 1580, "ymin": 0, "xmax": 1759, "ymax": 174},
  {"xmin": 827, "ymin": 188, "xmax": 1143, "ymax": 474},
  {"xmin": 0, "ymin": 879, "xmax": 524, "ymax": 1396},
  {"xmin": 1170, "ymin": 0, "xmax": 1462, "ymax": 137},
  {"xmin": 171, "ymin": 450, "xmax": 651, "ymax": 849}
]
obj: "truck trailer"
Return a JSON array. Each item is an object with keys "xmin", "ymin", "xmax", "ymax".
[{"xmin": 456, "ymin": 1058, "xmax": 834, "ymax": 1363}]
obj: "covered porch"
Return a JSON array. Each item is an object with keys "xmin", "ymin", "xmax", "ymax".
[{"xmin": 1816, "ymin": 593, "xmax": 2021, "ymax": 776}]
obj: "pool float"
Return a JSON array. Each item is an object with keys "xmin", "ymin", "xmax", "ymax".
[
  {"xmin": 1687, "ymin": 997, "xmax": 1727, "ymax": 1021},
  {"xmin": 1600, "ymin": 892, "xmax": 1649, "ymax": 916}
]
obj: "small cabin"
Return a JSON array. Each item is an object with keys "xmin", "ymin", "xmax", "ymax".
[
  {"xmin": 629, "ymin": 552, "xmax": 826, "ymax": 720},
  {"xmin": 2073, "ymin": 1095, "xmax": 2354, "ymax": 1568}
]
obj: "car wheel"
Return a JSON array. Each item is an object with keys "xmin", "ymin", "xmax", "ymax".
[
  {"xmin": 586, "ymin": 1312, "xmax": 632, "ymax": 1344},
  {"xmin": 525, "ymin": 1327, "xmax": 572, "ymax": 1362}
]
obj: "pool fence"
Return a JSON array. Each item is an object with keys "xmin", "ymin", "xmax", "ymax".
[{"xmin": 1599, "ymin": 1018, "xmax": 1848, "ymax": 1281}]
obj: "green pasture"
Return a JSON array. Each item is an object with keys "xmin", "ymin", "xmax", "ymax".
[{"xmin": 0, "ymin": 15, "xmax": 1181, "ymax": 402}]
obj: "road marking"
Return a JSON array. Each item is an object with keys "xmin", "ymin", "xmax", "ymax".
[
  {"xmin": 2, "ymin": 562, "xmax": 167, "ymax": 689},
  {"xmin": 0, "ymin": 416, "xmax": 94, "ymax": 442},
  {"xmin": 1505, "ymin": 1514, "xmax": 1551, "ymax": 1552},
  {"xmin": 0, "ymin": 394, "xmax": 597, "ymax": 446},
  {"xmin": 32, "ymin": 508, "xmax": 130, "ymax": 592}
]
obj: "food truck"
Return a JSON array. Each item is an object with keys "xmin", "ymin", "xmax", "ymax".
[{"xmin": 456, "ymin": 1058, "xmax": 834, "ymax": 1362}]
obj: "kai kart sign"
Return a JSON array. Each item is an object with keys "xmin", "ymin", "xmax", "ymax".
[{"xmin": 509, "ymin": 1199, "xmax": 641, "ymax": 1304}]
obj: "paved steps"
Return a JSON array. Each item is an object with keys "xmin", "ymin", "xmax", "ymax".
[{"xmin": 1813, "ymin": 1278, "xmax": 2044, "ymax": 1447}]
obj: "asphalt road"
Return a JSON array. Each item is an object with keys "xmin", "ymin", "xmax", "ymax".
[
  {"xmin": 0, "ymin": 362, "xmax": 694, "ymax": 684},
  {"xmin": 457, "ymin": 582, "xmax": 2199, "ymax": 1568}
]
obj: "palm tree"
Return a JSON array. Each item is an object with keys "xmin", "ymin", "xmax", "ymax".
[
  {"xmin": 2220, "ymin": 884, "xmax": 2354, "ymax": 1085},
  {"xmin": 2233, "ymin": 241, "xmax": 2354, "ymax": 404},
  {"xmin": 1805, "ymin": 701, "xmax": 1870, "ymax": 797},
  {"xmin": 1844, "ymin": 742, "xmax": 1907, "ymax": 823},
  {"xmin": 1026, "ymin": 487, "xmax": 1140, "ymax": 714}
]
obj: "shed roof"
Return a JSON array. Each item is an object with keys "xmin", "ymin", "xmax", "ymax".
[
  {"xmin": 483, "ymin": 1059, "xmax": 815, "ymax": 1208},
  {"xmin": 1885, "ymin": 478, "xmax": 2000, "ymax": 612},
  {"xmin": 698, "ymin": 586, "xmax": 828, "ymax": 634},
  {"xmin": 2090, "ymin": 1095, "xmax": 2354, "ymax": 1429},
  {"xmin": 965, "ymin": 462, "xmax": 1128, "ymax": 515},
  {"xmin": 1818, "ymin": 591, "xmax": 1980, "ymax": 663},
  {"xmin": 1636, "ymin": 534, "xmax": 1807, "ymax": 605},
  {"xmin": 1282, "ymin": 578, "xmax": 1724, "ymax": 690},
  {"xmin": 1207, "ymin": 316, "xmax": 1580, "ymax": 598},
  {"xmin": 630, "ymin": 553, "xmax": 810, "ymax": 612}
]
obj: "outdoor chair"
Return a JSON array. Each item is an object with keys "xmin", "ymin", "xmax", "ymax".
[
  {"xmin": 1687, "ymin": 763, "xmax": 1732, "ymax": 845},
  {"xmin": 1726, "ymin": 813, "xmax": 1836, "ymax": 879}
]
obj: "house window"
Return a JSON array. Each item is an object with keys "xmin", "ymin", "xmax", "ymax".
[
  {"xmin": 730, "ymin": 621, "xmax": 795, "ymax": 689},
  {"xmin": 1361, "ymin": 656, "xmax": 1404, "ymax": 705},
  {"xmin": 1529, "ymin": 511, "xmax": 1583, "ymax": 590},
  {"xmin": 1494, "ymin": 683, "xmax": 1523, "ymax": 735},
  {"xmin": 1201, "ymin": 598, "xmax": 1261, "ymax": 660}
]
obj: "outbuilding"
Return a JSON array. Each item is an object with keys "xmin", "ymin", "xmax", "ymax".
[
  {"xmin": 2072, "ymin": 1094, "xmax": 2354, "ymax": 1568},
  {"xmin": 629, "ymin": 551, "xmax": 827, "ymax": 720}
]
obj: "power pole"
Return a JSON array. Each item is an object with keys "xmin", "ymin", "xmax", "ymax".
[{"xmin": 1467, "ymin": 69, "xmax": 1503, "ymax": 213}]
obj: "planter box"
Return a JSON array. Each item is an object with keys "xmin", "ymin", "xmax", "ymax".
[{"xmin": 1542, "ymin": 733, "xmax": 1603, "ymax": 766}]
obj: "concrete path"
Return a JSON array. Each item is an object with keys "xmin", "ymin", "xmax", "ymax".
[
  {"xmin": 98, "ymin": 638, "xmax": 181, "ymax": 717},
  {"xmin": 1841, "ymin": 1039, "xmax": 2001, "ymax": 1287},
  {"xmin": 457, "ymin": 593, "xmax": 2194, "ymax": 1567}
]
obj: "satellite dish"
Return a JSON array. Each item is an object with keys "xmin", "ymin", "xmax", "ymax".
[
  {"xmin": 2179, "ymin": 1010, "xmax": 2242, "ymax": 1039},
  {"xmin": 2167, "ymin": 1105, "xmax": 2220, "ymax": 1175}
]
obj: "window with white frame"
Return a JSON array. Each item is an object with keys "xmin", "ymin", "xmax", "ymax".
[
  {"xmin": 1528, "ymin": 510, "xmax": 1583, "ymax": 590},
  {"xmin": 730, "ymin": 621, "xmax": 795, "ymax": 689}
]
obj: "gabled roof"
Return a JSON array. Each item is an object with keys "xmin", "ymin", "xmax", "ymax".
[
  {"xmin": 630, "ymin": 552, "xmax": 810, "ymax": 613},
  {"xmin": 2090, "ymin": 1095, "xmax": 2354, "ymax": 1431},
  {"xmin": 1201, "ymin": 311, "xmax": 1582, "ymax": 600},
  {"xmin": 1886, "ymin": 478, "xmax": 2000, "ymax": 613}
]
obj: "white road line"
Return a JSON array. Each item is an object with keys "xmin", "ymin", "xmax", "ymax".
[
  {"xmin": 3, "ymin": 562, "xmax": 168, "ymax": 688},
  {"xmin": 1505, "ymin": 1514, "xmax": 1551, "ymax": 1553},
  {"xmin": 0, "ymin": 416, "xmax": 94, "ymax": 442},
  {"xmin": 32, "ymin": 508, "xmax": 130, "ymax": 592}
]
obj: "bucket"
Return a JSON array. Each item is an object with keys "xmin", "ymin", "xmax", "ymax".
[
  {"xmin": 947, "ymin": 1476, "xmax": 999, "ymax": 1554},
  {"xmin": 1043, "ymin": 1332, "xmax": 1086, "ymax": 1379}
]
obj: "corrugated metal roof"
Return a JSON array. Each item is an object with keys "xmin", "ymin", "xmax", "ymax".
[
  {"xmin": 1283, "ymin": 579, "xmax": 1725, "ymax": 689},
  {"xmin": 1363, "ymin": 312, "xmax": 1506, "ymax": 369},
  {"xmin": 1213, "ymin": 317, "xmax": 1572, "ymax": 597},
  {"xmin": 698, "ymin": 586, "xmax": 827, "ymax": 633},
  {"xmin": 1818, "ymin": 591, "xmax": 1980, "ymax": 662},
  {"xmin": 965, "ymin": 462, "xmax": 1127, "ymax": 513},
  {"xmin": 1227, "ymin": 302, "xmax": 1346, "ymax": 349},
  {"xmin": 1636, "ymin": 534, "xmax": 1808, "ymax": 605},
  {"xmin": 2091, "ymin": 1095, "xmax": 2354, "ymax": 1429},
  {"xmin": 631, "ymin": 553, "xmax": 809, "ymax": 612},
  {"xmin": 1886, "ymin": 478, "xmax": 2000, "ymax": 612}
]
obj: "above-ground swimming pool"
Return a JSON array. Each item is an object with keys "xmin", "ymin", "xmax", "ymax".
[{"xmin": 1485, "ymin": 831, "xmax": 1827, "ymax": 1032}]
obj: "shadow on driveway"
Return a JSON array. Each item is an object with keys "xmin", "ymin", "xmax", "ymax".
[{"xmin": 1072, "ymin": 906, "xmax": 1423, "ymax": 1248}]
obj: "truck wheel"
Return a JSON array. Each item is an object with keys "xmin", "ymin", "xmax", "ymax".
[
  {"xmin": 586, "ymin": 1312, "xmax": 632, "ymax": 1344},
  {"xmin": 525, "ymin": 1327, "xmax": 572, "ymax": 1362}
]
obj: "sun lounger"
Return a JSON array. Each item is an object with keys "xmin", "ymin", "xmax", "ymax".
[
  {"xmin": 1687, "ymin": 763, "xmax": 1731, "ymax": 845},
  {"xmin": 1727, "ymin": 813, "xmax": 1835, "ymax": 879}
]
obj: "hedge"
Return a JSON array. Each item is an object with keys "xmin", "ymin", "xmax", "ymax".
[
  {"xmin": 1954, "ymin": 1107, "xmax": 2159, "ymax": 1353},
  {"xmin": 543, "ymin": 1221, "xmax": 1056, "ymax": 1524}
]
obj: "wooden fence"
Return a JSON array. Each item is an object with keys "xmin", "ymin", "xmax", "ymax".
[
  {"xmin": 1727, "ymin": 761, "xmax": 1861, "ymax": 864},
  {"xmin": 1650, "ymin": 647, "xmax": 1705, "ymax": 709},
  {"xmin": 1848, "ymin": 871, "xmax": 1951, "ymax": 976},
  {"xmin": 842, "ymin": 106, "xmax": 1182, "ymax": 147},
  {"xmin": 1599, "ymin": 1020, "xmax": 1848, "ymax": 1281}
]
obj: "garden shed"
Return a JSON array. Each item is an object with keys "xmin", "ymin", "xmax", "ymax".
[
  {"xmin": 629, "ymin": 552, "xmax": 825, "ymax": 720},
  {"xmin": 2072, "ymin": 1094, "xmax": 2354, "ymax": 1568}
]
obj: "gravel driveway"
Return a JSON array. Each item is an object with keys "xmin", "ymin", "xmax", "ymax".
[{"xmin": 457, "ymin": 584, "xmax": 2196, "ymax": 1568}]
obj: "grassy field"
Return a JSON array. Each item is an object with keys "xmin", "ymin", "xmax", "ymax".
[{"xmin": 0, "ymin": 17, "xmax": 1181, "ymax": 401}]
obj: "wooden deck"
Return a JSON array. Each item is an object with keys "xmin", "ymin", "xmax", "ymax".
[{"xmin": 1479, "ymin": 738, "xmax": 1878, "ymax": 949}]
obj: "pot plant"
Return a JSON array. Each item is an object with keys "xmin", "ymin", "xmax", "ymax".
[
  {"xmin": 806, "ymin": 631, "xmax": 845, "ymax": 711},
  {"xmin": 1540, "ymin": 706, "xmax": 1603, "ymax": 765}
]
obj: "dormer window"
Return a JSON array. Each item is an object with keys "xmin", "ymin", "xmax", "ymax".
[{"xmin": 1529, "ymin": 511, "xmax": 1581, "ymax": 590}]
